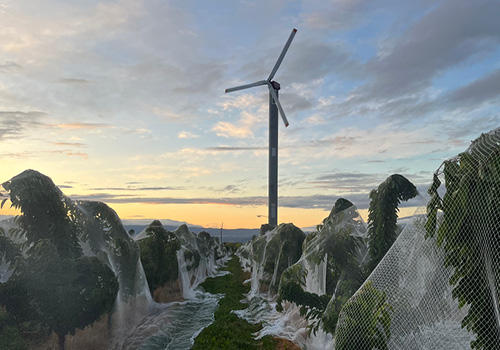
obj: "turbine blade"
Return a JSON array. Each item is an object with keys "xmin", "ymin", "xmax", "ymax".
[
  {"xmin": 269, "ymin": 85, "xmax": 289, "ymax": 127},
  {"xmin": 267, "ymin": 28, "xmax": 297, "ymax": 81},
  {"xmin": 225, "ymin": 80, "xmax": 267, "ymax": 93}
]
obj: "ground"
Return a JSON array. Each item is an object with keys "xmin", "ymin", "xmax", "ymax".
[{"xmin": 192, "ymin": 256, "xmax": 300, "ymax": 350}]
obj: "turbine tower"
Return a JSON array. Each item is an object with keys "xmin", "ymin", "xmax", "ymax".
[{"xmin": 225, "ymin": 28, "xmax": 297, "ymax": 228}]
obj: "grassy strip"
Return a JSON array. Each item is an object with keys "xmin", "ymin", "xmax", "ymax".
[{"xmin": 192, "ymin": 256, "xmax": 276, "ymax": 350}]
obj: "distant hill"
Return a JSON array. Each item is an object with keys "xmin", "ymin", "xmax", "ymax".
[
  {"xmin": 124, "ymin": 223, "xmax": 259, "ymax": 243},
  {"xmin": 2, "ymin": 214, "xmax": 258, "ymax": 243}
]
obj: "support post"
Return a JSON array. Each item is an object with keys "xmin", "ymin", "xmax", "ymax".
[{"xmin": 268, "ymin": 89, "xmax": 279, "ymax": 228}]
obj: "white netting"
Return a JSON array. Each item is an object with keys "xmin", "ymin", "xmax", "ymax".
[{"xmin": 333, "ymin": 128, "xmax": 500, "ymax": 350}]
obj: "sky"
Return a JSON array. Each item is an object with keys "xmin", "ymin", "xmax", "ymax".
[{"xmin": 0, "ymin": 0, "xmax": 499, "ymax": 229}]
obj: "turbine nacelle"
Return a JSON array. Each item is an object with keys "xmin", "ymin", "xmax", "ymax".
[
  {"xmin": 270, "ymin": 81, "xmax": 280, "ymax": 90},
  {"xmin": 224, "ymin": 28, "xmax": 297, "ymax": 128}
]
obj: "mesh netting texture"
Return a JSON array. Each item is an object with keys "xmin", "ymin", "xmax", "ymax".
[{"xmin": 333, "ymin": 128, "xmax": 500, "ymax": 350}]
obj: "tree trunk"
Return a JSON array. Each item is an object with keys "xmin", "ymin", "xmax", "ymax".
[{"xmin": 58, "ymin": 333, "xmax": 65, "ymax": 350}]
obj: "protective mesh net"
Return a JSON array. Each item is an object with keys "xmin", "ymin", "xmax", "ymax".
[
  {"xmin": 279, "ymin": 202, "xmax": 367, "ymax": 296},
  {"xmin": 333, "ymin": 128, "xmax": 500, "ymax": 350}
]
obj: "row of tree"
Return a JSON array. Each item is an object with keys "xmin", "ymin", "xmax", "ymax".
[{"xmin": 277, "ymin": 174, "xmax": 417, "ymax": 348}]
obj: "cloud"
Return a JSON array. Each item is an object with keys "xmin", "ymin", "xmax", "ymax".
[
  {"xmin": 0, "ymin": 110, "xmax": 47, "ymax": 140},
  {"xmin": 58, "ymin": 78, "xmax": 89, "ymax": 84},
  {"xmin": 0, "ymin": 149, "xmax": 88, "ymax": 160},
  {"xmin": 0, "ymin": 0, "xmax": 144, "ymax": 54},
  {"xmin": 240, "ymin": 38, "xmax": 361, "ymax": 85},
  {"xmin": 439, "ymin": 115, "xmax": 499, "ymax": 140},
  {"xmin": 0, "ymin": 61, "xmax": 22, "ymax": 72},
  {"xmin": 212, "ymin": 102, "xmax": 268, "ymax": 139},
  {"xmin": 117, "ymin": 127, "xmax": 152, "ymax": 137},
  {"xmin": 304, "ymin": 114, "xmax": 327, "ymax": 125},
  {"xmin": 52, "ymin": 122, "xmax": 110, "ymax": 130},
  {"xmin": 88, "ymin": 186, "xmax": 184, "ymax": 191},
  {"xmin": 205, "ymin": 146, "xmax": 267, "ymax": 152},
  {"xmin": 66, "ymin": 191, "xmax": 428, "ymax": 211},
  {"xmin": 136, "ymin": 58, "xmax": 226, "ymax": 120},
  {"xmin": 441, "ymin": 68, "xmax": 500, "ymax": 110},
  {"xmin": 352, "ymin": 0, "xmax": 500, "ymax": 102},
  {"xmin": 178, "ymin": 131, "xmax": 199, "ymax": 139},
  {"xmin": 172, "ymin": 62, "xmax": 226, "ymax": 95},
  {"xmin": 0, "ymin": 151, "xmax": 34, "ymax": 159},
  {"xmin": 185, "ymin": 122, "xmax": 446, "ymax": 162},
  {"xmin": 279, "ymin": 91, "xmax": 314, "ymax": 114},
  {"xmin": 57, "ymin": 184, "xmax": 73, "ymax": 189},
  {"xmin": 312, "ymin": 0, "xmax": 500, "ymax": 138},
  {"xmin": 0, "ymin": 0, "xmax": 228, "ymax": 128},
  {"xmin": 301, "ymin": 0, "xmax": 369, "ymax": 31},
  {"xmin": 204, "ymin": 184, "xmax": 242, "ymax": 194},
  {"xmin": 305, "ymin": 171, "xmax": 430, "ymax": 193},
  {"xmin": 70, "ymin": 193, "xmax": 134, "ymax": 201},
  {"xmin": 152, "ymin": 107, "xmax": 183, "ymax": 121},
  {"xmin": 60, "ymin": 151, "xmax": 88, "ymax": 159},
  {"xmin": 71, "ymin": 193, "xmax": 268, "ymax": 206},
  {"xmin": 276, "ymin": 124, "xmax": 448, "ymax": 165},
  {"xmin": 52, "ymin": 142, "xmax": 86, "ymax": 147},
  {"xmin": 212, "ymin": 121, "xmax": 254, "ymax": 138},
  {"xmin": 221, "ymin": 185, "xmax": 240, "ymax": 193},
  {"xmin": 219, "ymin": 94, "xmax": 264, "ymax": 111}
]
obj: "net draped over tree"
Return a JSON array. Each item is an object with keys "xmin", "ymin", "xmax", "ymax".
[{"xmin": 333, "ymin": 128, "xmax": 500, "ymax": 350}]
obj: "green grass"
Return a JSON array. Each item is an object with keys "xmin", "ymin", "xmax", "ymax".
[{"xmin": 192, "ymin": 256, "xmax": 277, "ymax": 350}]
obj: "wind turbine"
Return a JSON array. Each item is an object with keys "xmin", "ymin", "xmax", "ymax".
[{"xmin": 225, "ymin": 28, "xmax": 297, "ymax": 228}]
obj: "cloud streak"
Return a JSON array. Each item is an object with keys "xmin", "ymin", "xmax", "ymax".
[
  {"xmin": 0, "ymin": 111, "xmax": 47, "ymax": 140},
  {"xmin": 88, "ymin": 186, "xmax": 185, "ymax": 191},
  {"xmin": 323, "ymin": 0, "xmax": 500, "ymax": 126},
  {"xmin": 52, "ymin": 122, "xmax": 110, "ymax": 130},
  {"xmin": 69, "ymin": 191, "xmax": 428, "ymax": 211}
]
